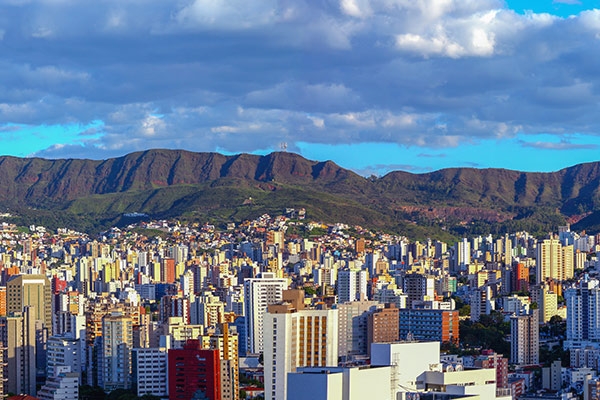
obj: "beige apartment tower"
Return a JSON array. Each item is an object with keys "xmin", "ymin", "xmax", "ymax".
[
  {"xmin": 1, "ymin": 306, "xmax": 37, "ymax": 396},
  {"xmin": 102, "ymin": 312, "xmax": 133, "ymax": 391},
  {"xmin": 7, "ymin": 274, "xmax": 53, "ymax": 335},
  {"xmin": 264, "ymin": 304, "xmax": 338, "ymax": 400}
]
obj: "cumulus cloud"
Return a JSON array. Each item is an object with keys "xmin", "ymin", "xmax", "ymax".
[{"xmin": 0, "ymin": 0, "xmax": 594, "ymax": 162}]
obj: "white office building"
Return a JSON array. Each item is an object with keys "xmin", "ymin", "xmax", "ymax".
[
  {"xmin": 38, "ymin": 366, "xmax": 79, "ymax": 400},
  {"xmin": 287, "ymin": 366, "xmax": 393, "ymax": 400},
  {"xmin": 131, "ymin": 347, "xmax": 168, "ymax": 397},
  {"xmin": 244, "ymin": 273, "xmax": 287, "ymax": 354},
  {"xmin": 264, "ymin": 304, "xmax": 338, "ymax": 400},
  {"xmin": 565, "ymin": 278, "xmax": 600, "ymax": 350},
  {"xmin": 337, "ymin": 269, "xmax": 368, "ymax": 304},
  {"xmin": 47, "ymin": 334, "xmax": 83, "ymax": 379}
]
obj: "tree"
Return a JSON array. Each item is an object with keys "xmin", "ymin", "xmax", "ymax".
[{"xmin": 79, "ymin": 385, "xmax": 106, "ymax": 400}]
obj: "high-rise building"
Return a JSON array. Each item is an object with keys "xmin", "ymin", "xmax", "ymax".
[
  {"xmin": 264, "ymin": 304, "xmax": 338, "ymax": 400},
  {"xmin": 336, "ymin": 269, "xmax": 368, "ymax": 304},
  {"xmin": 475, "ymin": 349, "xmax": 509, "ymax": 389},
  {"xmin": 1, "ymin": 306, "xmax": 37, "ymax": 395},
  {"xmin": 565, "ymin": 278, "xmax": 600, "ymax": 350},
  {"xmin": 399, "ymin": 309, "xmax": 459, "ymax": 343},
  {"xmin": 102, "ymin": 312, "xmax": 133, "ymax": 391},
  {"xmin": 199, "ymin": 324, "xmax": 239, "ymax": 400},
  {"xmin": 7, "ymin": 274, "xmax": 52, "ymax": 335},
  {"xmin": 243, "ymin": 273, "xmax": 287, "ymax": 354},
  {"xmin": 161, "ymin": 258, "xmax": 176, "ymax": 283},
  {"xmin": 131, "ymin": 347, "xmax": 168, "ymax": 398},
  {"xmin": 512, "ymin": 263, "xmax": 529, "ymax": 293},
  {"xmin": 47, "ymin": 333, "xmax": 83, "ymax": 380},
  {"xmin": 403, "ymin": 273, "xmax": 434, "ymax": 308},
  {"xmin": 510, "ymin": 309, "xmax": 539, "ymax": 365},
  {"xmin": 367, "ymin": 304, "xmax": 399, "ymax": 355},
  {"xmin": 0, "ymin": 286, "xmax": 6, "ymax": 317},
  {"xmin": 335, "ymin": 301, "xmax": 383, "ymax": 360},
  {"xmin": 537, "ymin": 239, "xmax": 575, "ymax": 283},
  {"xmin": 470, "ymin": 286, "xmax": 495, "ymax": 322},
  {"xmin": 168, "ymin": 340, "xmax": 221, "ymax": 400},
  {"xmin": 454, "ymin": 238, "xmax": 471, "ymax": 272},
  {"xmin": 531, "ymin": 283, "xmax": 559, "ymax": 323}
]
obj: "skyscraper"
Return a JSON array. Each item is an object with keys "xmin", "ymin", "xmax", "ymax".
[
  {"xmin": 403, "ymin": 273, "xmax": 434, "ymax": 308},
  {"xmin": 264, "ymin": 304, "xmax": 338, "ymax": 400},
  {"xmin": 336, "ymin": 269, "xmax": 368, "ymax": 304},
  {"xmin": 565, "ymin": 278, "xmax": 600, "ymax": 350},
  {"xmin": 366, "ymin": 304, "xmax": 399, "ymax": 355},
  {"xmin": 335, "ymin": 300, "xmax": 382, "ymax": 360},
  {"xmin": 7, "ymin": 274, "xmax": 53, "ymax": 335},
  {"xmin": 1, "ymin": 306, "xmax": 37, "ymax": 395},
  {"xmin": 510, "ymin": 309, "xmax": 539, "ymax": 365},
  {"xmin": 243, "ymin": 273, "xmax": 287, "ymax": 354},
  {"xmin": 536, "ymin": 239, "xmax": 574, "ymax": 283},
  {"xmin": 102, "ymin": 312, "xmax": 133, "ymax": 391}
]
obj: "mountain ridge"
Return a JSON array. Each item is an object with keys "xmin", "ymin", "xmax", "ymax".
[{"xmin": 1, "ymin": 149, "xmax": 600, "ymax": 236}]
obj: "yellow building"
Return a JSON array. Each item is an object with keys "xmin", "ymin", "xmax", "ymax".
[
  {"xmin": 201, "ymin": 324, "xmax": 239, "ymax": 400},
  {"xmin": 536, "ymin": 239, "xmax": 574, "ymax": 283}
]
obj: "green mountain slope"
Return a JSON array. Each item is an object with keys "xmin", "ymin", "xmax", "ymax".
[{"xmin": 1, "ymin": 149, "xmax": 600, "ymax": 237}]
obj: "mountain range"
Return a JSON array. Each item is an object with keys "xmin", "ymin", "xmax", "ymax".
[{"xmin": 1, "ymin": 149, "xmax": 600, "ymax": 238}]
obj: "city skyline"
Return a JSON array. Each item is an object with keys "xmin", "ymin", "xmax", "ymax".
[{"xmin": 1, "ymin": 1, "xmax": 600, "ymax": 176}]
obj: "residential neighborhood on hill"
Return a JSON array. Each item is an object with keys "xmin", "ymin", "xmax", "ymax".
[{"xmin": 0, "ymin": 212, "xmax": 599, "ymax": 399}]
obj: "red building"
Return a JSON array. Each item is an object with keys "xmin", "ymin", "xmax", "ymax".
[
  {"xmin": 168, "ymin": 340, "xmax": 221, "ymax": 400},
  {"xmin": 475, "ymin": 349, "xmax": 509, "ymax": 389}
]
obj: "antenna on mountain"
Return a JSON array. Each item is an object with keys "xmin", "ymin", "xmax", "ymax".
[{"xmin": 280, "ymin": 142, "xmax": 288, "ymax": 152}]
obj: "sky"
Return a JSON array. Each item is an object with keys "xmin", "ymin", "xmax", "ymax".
[{"xmin": 1, "ymin": 0, "xmax": 600, "ymax": 176}]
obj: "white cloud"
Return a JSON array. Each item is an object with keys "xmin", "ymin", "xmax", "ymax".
[
  {"xmin": 174, "ymin": 0, "xmax": 278, "ymax": 29},
  {"xmin": 0, "ymin": 0, "xmax": 596, "ymax": 162},
  {"xmin": 340, "ymin": 0, "xmax": 373, "ymax": 18}
]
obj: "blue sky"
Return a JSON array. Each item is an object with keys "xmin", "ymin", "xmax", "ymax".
[{"xmin": 2, "ymin": 0, "xmax": 600, "ymax": 176}]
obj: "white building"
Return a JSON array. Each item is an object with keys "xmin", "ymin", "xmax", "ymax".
[
  {"xmin": 47, "ymin": 334, "xmax": 83, "ymax": 380},
  {"xmin": 131, "ymin": 347, "xmax": 168, "ymax": 397},
  {"xmin": 38, "ymin": 366, "xmax": 79, "ymax": 400},
  {"xmin": 371, "ymin": 341, "xmax": 440, "ymax": 399},
  {"xmin": 503, "ymin": 295, "xmax": 530, "ymax": 315},
  {"xmin": 419, "ymin": 365, "xmax": 511, "ymax": 400},
  {"xmin": 470, "ymin": 286, "xmax": 495, "ymax": 322},
  {"xmin": 370, "ymin": 341, "xmax": 511, "ymax": 400},
  {"xmin": 264, "ymin": 304, "xmax": 338, "ymax": 400},
  {"xmin": 244, "ymin": 273, "xmax": 287, "ymax": 354},
  {"xmin": 565, "ymin": 278, "xmax": 600, "ymax": 350},
  {"xmin": 337, "ymin": 269, "xmax": 367, "ymax": 304},
  {"xmin": 287, "ymin": 366, "xmax": 393, "ymax": 400},
  {"xmin": 456, "ymin": 238, "xmax": 471, "ymax": 272}
]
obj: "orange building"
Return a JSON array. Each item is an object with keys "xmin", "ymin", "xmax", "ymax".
[
  {"xmin": 0, "ymin": 286, "xmax": 6, "ymax": 316},
  {"xmin": 512, "ymin": 263, "xmax": 529, "ymax": 293},
  {"xmin": 161, "ymin": 258, "xmax": 176, "ymax": 283}
]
